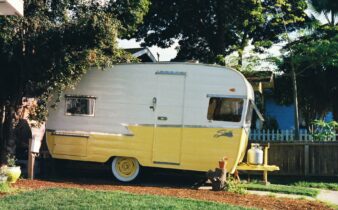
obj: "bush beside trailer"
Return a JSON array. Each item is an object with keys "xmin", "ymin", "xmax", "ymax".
[{"xmin": 46, "ymin": 63, "xmax": 258, "ymax": 182}]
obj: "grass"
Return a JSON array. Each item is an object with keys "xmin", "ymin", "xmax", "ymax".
[
  {"xmin": 292, "ymin": 181, "xmax": 338, "ymax": 191},
  {"xmin": 0, "ymin": 183, "xmax": 12, "ymax": 193},
  {"xmin": 242, "ymin": 183, "xmax": 320, "ymax": 197},
  {"xmin": 0, "ymin": 188, "xmax": 254, "ymax": 210}
]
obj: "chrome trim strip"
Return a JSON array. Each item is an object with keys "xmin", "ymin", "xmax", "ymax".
[
  {"xmin": 121, "ymin": 123, "xmax": 154, "ymax": 127},
  {"xmin": 46, "ymin": 124, "xmax": 244, "ymax": 137},
  {"xmin": 47, "ymin": 129, "xmax": 134, "ymax": 137},
  {"xmin": 183, "ymin": 125, "xmax": 242, "ymax": 129},
  {"xmin": 157, "ymin": 124, "xmax": 182, "ymax": 128},
  {"xmin": 153, "ymin": 161, "xmax": 180, "ymax": 166},
  {"xmin": 121, "ymin": 124, "xmax": 243, "ymax": 129},
  {"xmin": 52, "ymin": 131, "xmax": 90, "ymax": 138},
  {"xmin": 207, "ymin": 94, "xmax": 246, "ymax": 99},
  {"xmin": 155, "ymin": 71, "xmax": 186, "ymax": 76}
]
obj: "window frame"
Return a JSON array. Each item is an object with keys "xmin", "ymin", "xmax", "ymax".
[
  {"xmin": 245, "ymin": 100, "xmax": 254, "ymax": 124},
  {"xmin": 206, "ymin": 95, "xmax": 245, "ymax": 123},
  {"xmin": 64, "ymin": 95, "xmax": 97, "ymax": 117}
]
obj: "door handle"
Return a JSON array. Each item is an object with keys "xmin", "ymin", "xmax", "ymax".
[
  {"xmin": 150, "ymin": 97, "xmax": 157, "ymax": 111},
  {"xmin": 157, "ymin": 116, "xmax": 167, "ymax": 121}
]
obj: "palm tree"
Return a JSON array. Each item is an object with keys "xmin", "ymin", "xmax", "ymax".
[{"xmin": 310, "ymin": 0, "xmax": 338, "ymax": 26}]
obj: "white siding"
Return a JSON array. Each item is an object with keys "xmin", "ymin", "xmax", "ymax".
[{"xmin": 47, "ymin": 63, "xmax": 253, "ymax": 134}]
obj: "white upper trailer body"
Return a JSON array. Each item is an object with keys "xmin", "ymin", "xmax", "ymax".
[{"xmin": 46, "ymin": 63, "xmax": 255, "ymax": 182}]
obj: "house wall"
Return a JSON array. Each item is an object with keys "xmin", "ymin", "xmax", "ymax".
[{"xmin": 264, "ymin": 97, "xmax": 295, "ymax": 129}]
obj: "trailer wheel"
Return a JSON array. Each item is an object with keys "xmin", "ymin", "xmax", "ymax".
[{"xmin": 111, "ymin": 157, "xmax": 140, "ymax": 182}]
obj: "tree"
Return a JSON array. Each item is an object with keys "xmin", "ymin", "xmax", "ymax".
[
  {"xmin": 0, "ymin": 0, "xmax": 149, "ymax": 163},
  {"xmin": 310, "ymin": 0, "xmax": 338, "ymax": 26},
  {"xmin": 277, "ymin": 25, "xmax": 338, "ymax": 125},
  {"xmin": 135, "ymin": 0, "xmax": 308, "ymax": 65}
]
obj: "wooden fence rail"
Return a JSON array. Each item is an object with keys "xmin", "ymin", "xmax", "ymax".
[
  {"xmin": 249, "ymin": 129, "xmax": 337, "ymax": 142},
  {"xmin": 242, "ymin": 142, "xmax": 338, "ymax": 176}
]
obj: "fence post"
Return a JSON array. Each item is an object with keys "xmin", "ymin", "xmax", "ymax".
[
  {"xmin": 285, "ymin": 130, "xmax": 289, "ymax": 141},
  {"xmin": 304, "ymin": 130, "xmax": 308, "ymax": 141},
  {"xmin": 262, "ymin": 130, "xmax": 266, "ymax": 142},
  {"xmin": 258, "ymin": 129, "xmax": 261, "ymax": 142},
  {"xmin": 304, "ymin": 143, "xmax": 309, "ymax": 176}
]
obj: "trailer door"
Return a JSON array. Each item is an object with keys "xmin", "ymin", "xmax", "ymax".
[{"xmin": 152, "ymin": 72, "xmax": 186, "ymax": 165}]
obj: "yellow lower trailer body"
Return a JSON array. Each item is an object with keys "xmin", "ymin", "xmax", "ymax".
[{"xmin": 46, "ymin": 126, "xmax": 249, "ymax": 175}]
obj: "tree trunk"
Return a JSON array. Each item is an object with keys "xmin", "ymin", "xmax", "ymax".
[
  {"xmin": 5, "ymin": 105, "xmax": 18, "ymax": 157},
  {"xmin": 0, "ymin": 102, "xmax": 21, "ymax": 164},
  {"xmin": 0, "ymin": 104, "xmax": 5, "ymax": 164},
  {"xmin": 331, "ymin": 10, "xmax": 335, "ymax": 26},
  {"xmin": 213, "ymin": 0, "xmax": 227, "ymax": 57},
  {"xmin": 333, "ymin": 93, "xmax": 338, "ymax": 121},
  {"xmin": 291, "ymin": 59, "xmax": 300, "ymax": 139},
  {"xmin": 238, "ymin": 33, "xmax": 248, "ymax": 69}
]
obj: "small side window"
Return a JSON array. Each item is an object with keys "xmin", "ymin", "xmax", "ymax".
[
  {"xmin": 207, "ymin": 97, "xmax": 243, "ymax": 122},
  {"xmin": 65, "ymin": 95, "xmax": 96, "ymax": 116}
]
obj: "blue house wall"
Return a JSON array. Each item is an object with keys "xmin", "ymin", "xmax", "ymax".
[{"xmin": 264, "ymin": 97, "xmax": 295, "ymax": 129}]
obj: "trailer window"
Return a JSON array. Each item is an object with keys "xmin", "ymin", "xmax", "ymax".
[
  {"xmin": 65, "ymin": 96, "xmax": 96, "ymax": 116},
  {"xmin": 207, "ymin": 97, "xmax": 243, "ymax": 122}
]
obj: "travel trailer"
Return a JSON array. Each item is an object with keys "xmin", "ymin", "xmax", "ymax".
[{"xmin": 46, "ymin": 63, "xmax": 259, "ymax": 182}]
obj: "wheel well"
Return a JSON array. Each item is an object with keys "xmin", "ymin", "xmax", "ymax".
[
  {"xmin": 105, "ymin": 156, "xmax": 115, "ymax": 165},
  {"xmin": 105, "ymin": 156, "xmax": 142, "ymax": 167}
]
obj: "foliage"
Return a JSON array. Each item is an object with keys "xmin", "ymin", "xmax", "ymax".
[
  {"xmin": 226, "ymin": 177, "xmax": 247, "ymax": 194},
  {"xmin": 262, "ymin": 117, "xmax": 279, "ymax": 130},
  {"xmin": 0, "ymin": 166, "xmax": 6, "ymax": 176},
  {"xmin": 136, "ymin": 0, "xmax": 308, "ymax": 64},
  {"xmin": 311, "ymin": 120, "xmax": 338, "ymax": 141},
  {"xmin": 6, "ymin": 154, "xmax": 16, "ymax": 167},
  {"xmin": 273, "ymin": 0, "xmax": 338, "ymax": 126},
  {"xmin": 293, "ymin": 181, "xmax": 338, "ymax": 191},
  {"xmin": 276, "ymin": 25, "xmax": 338, "ymax": 124},
  {"xmin": 106, "ymin": 0, "xmax": 150, "ymax": 39},
  {"xmin": 0, "ymin": 0, "xmax": 149, "ymax": 161},
  {"xmin": 0, "ymin": 188, "xmax": 252, "ymax": 210},
  {"xmin": 309, "ymin": 0, "xmax": 338, "ymax": 26},
  {"xmin": 242, "ymin": 183, "xmax": 319, "ymax": 197}
]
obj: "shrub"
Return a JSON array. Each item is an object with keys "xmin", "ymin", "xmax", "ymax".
[
  {"xmin": 311, "ymin": 120, "xmax": 338, "ymax": 141},
  {"xmin": 226, "ymin": 177, "xmax": 247, "ymax": 194}
]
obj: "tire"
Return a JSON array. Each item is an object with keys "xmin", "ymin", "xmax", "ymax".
[{"xmin": 111, "ymin": 157, "xmax": 140, "ymax": 182}]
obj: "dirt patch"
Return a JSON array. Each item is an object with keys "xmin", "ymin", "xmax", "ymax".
[{"xmin": 8, "ymin": 179, "xmax": 332, "ymax": 210}]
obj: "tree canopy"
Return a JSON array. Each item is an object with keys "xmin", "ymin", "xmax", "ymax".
[
  {"xmin": 0, "ymin": 0, "xmax": 149, "ymax": 160},
  {"xmin": 135, "ymin": 0, "xmax": 308, "ymax": 65},
  {"xmin": 276, "ymin": 25, "xmax": 338, "ymax": 124},
  {"xmin": 310, "ymin": 0, "xmax": 338, "ymax": 26}
]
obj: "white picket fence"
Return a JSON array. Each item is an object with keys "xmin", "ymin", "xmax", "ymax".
[{"xmin": 249, "ymin": 129, "xmax": 337, "ymax": 142}]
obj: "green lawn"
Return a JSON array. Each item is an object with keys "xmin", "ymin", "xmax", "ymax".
[
  {"xmin": 0, "ymin": 183, "xmax": 12, "ymax": 193},
  {"xmin": 242, "ymin": 183, "xmax": 319, "ymax": 197},
  {"xmin": 0, "ymin": 188, "xmax": 254, "ymax": 210},
  {"xmin": 292, "ymin": 181, "xmax": 338, "ymax": 191}
]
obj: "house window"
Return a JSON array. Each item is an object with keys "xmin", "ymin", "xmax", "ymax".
[
  {"xmin": 65, "ymin": 95, "xmax": 96, "ymax": 116},
  {"xmin": 207, "ymin": 97, "xmax": 244, "ymax": 122}
]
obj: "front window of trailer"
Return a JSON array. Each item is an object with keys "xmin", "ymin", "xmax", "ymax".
[
  {"xmin": 65, "ymin": 95, "xmax": 96, "ymax": 116},
  {"xmin": 207, "ymin": 97, "xmax": 244, "ymax": 122}
]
